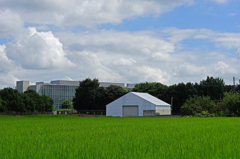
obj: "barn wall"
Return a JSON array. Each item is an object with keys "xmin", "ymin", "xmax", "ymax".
[
  {"xmin": 106, "ymin": 93, "xmax": 156, "ymax": 117},
  {"xmin": 155, "ymin": 106, "xmax": 171, "ymax": 115}
]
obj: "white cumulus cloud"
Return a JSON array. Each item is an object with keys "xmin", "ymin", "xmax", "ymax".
[{"xmin": 5, "ymin": 27, "xmax": 75, "ymax": 69}]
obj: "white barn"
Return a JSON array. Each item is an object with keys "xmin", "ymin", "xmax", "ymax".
[{"xmin": 106, "ymin": 92, "xmax": 171, "ymax": 117}]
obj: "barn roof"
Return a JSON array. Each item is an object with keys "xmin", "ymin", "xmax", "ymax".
[{"xmin": 131, "ymin": 92, "xmax": 171, "ymax": 106}]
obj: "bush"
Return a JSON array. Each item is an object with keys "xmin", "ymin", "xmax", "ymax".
[
  {"xmin": 180, "ymin": 96, "xmax": 216, "ymax": 116},
  {"xmin": 218, "ymin": 92, "xmax": 240, "ymax": 116},
  {"xmin": 61, "ymin": 100, "xmax": 73, "ymax": 109},
  {"xmin": 195, "ymin": 111, "xmax": 216, "ymax": 117}
]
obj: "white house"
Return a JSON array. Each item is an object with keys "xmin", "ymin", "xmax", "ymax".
[{"xmin": 106, "ymin": 92, "xmax": 171, "ymax": 117}]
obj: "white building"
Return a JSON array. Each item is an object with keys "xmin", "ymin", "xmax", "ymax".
[
  {"xmin": 16, "ymin": 80, "xmax": 136, "ymax": 110},
  {"xmin": 106, "ymin": 92, "xmax": 171, "ymax": 117}
]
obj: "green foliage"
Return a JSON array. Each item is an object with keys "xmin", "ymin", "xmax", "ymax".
[
  {"xmin": 194, "ymin": 111, "xmax": 216, "ymax": 117},
  {"xmin": 132, "ymin": 76, "xmax": 227, "ymax": 114},
  {"xmin": 180, "ymin": 96, "xmax": 216, "ymax": 116},
  {"xmin": 61, "ymin": 100, "xmax": 72, "ymax": 109},
  {"xmin": 168, "ymin": 82, "xmax": 198, "ymax": 113},
  {"xmin": 21, "ymin": 93, "xmax": 35, "ymax": 112},
  {"xmin": 1, "ymin": 116, "xmax": 240, "ymax": 158},
  {"xmin": 42, "ymin": 94, "xmax": 54, "ymax": 111},
  {"xmin": 0, "ymin": 98, "xmax": 7, "ymax": 112},
  {"xmin": 0, "ymin": 88, "xmax": 54, "ymax": 112},
  {"xmin": 24, "ymin": 90, "xmax": 44, "ymax": 112},
  {"xmin": 198, "ymin": 76, "xmax": 225, "ymax": 100},
  {"xmin": 132, "ymin": 82, "xmax": 168, "ymax": 100},
  {"xmin": 103, "ymin": 85, "xmax": 128, "ymax": 105},
  {"xmin": 217, "ymin": 111, "xmax": 226, "ymax": 117},
  {"xmin": 0, "ymin": 88, "xmax": 24, "ymax": 112},
  {"xmin": 217, "ymin": 92, "xmax": 240, "ymax": 116},
  {"xmin": 73, "ymin": 78, "xmax": 128, "ymax": 110},
  {"xmin": 73, "ymin": 78, "xmax": 99, "ymax": 110}
]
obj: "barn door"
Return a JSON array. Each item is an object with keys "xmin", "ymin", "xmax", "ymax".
[{"xmin": 122, "ymin": 106, "xmax": 138, "ymax": 117}]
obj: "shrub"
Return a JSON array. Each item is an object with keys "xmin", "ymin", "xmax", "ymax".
[
  {"xmin": 61, "ymin": 100, "xmax": 73, "ymax": 109},
  {"xmin": 180, "ymin": 96, "xmax": 216, "ymax": 116},
  {"xmin": 218, "ymin": 92, "xmax": 240, "ymax": 117}
]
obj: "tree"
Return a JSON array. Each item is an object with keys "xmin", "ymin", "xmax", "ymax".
[
  {"xmin": 198, "ymin": 76, "xmax": 225, "ymax": 100},
  {"xmin": 61, "ymin": 100, "xmax": 72, "ymax": 109},
  {"xmin": 132, "ymin": 82, "xmax": 169, "ymax": 102},
  {"xmin": 167, "ymin": 82, "xmax": 198, "ymax": 114},
  {"xmin": 24, "ymin": 90, "xmax": 44, "ymax": 112},
  {"xmin": 95, "ymin": 85, "xmax": 128, "ymax": 110},
  {"xmin": 21, "ymin": 93, "xmax": 35, "ymax": 112},
  {"xmin": 73, "ymin": 78, "xmax": 99, "ymax": 110},
  {"xmin": 42, "ymin": 94, "xmax": 54, "ymax": 111},
  {"xmin": 180, "ymin": 96, "xmax": 216, "ymax": 116},
  {"xmin": 94, "ymin": 86, "xmax": 106, "ymax": 110},
  {"xmin": 218, "ymin": 92, "xmax": 240, "ymax": 116},
  {"xmin": 0, "ymin": 97, "xmax": 7, "ymax": 112},
  {"xmin": 103, "ymin": 85, "xmax": 128, "ymax": 105},
  {"xmin": 0, "ymin": 88, "xmax": 25, "ymax": 112}
]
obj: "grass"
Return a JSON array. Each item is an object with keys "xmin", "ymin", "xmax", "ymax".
[{"xmin": 0, "ymin": 116, "xmax": 240, "ymax": 159}]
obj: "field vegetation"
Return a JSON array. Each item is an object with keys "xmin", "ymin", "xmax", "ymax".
[{"xmin": 1, "ymin": 116, "xmax": 240, "ymax": 159}]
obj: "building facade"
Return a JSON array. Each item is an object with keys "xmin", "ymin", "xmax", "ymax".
[{"xmin": 16, "ymin": 80, "xmax": 135, "ymax": 110}]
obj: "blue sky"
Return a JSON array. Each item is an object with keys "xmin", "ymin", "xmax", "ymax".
[
  {"xmin": 0, "ymin": 0, "xmax": 240, "ymax": 88},
  {"xmin": 98, "ymin": 1, "xmax": 240, "ymax": 32}
]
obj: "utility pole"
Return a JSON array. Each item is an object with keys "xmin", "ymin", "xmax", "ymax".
[
  {"xmin": 171, "ymin": 97, "xmax": 173, "ymax": 114},
  {"xmin": 233, "ymin": 77, "xmax": 236, "ymax": 94}
]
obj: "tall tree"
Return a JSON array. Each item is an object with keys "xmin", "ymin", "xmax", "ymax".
[
  {"xmin": 73, "ymin": 78, "xmax": 99, "ymax": 110},
  {"xmin": 42, "ymin": 94, "xmax": 54, "ymax": 111},
  {"xmin": 132, "ymin": 82, "xmax": 168, "ymax": 100},
  {"xmin": 21, "ymin": 93, "xmax": 35, "ymax": 112},
  {"xmin": 0, "ymin": 97, "xmax": 7, "ymax": 112},
  {"xmin": 0, "ymin": 88, "xmax": 26, "ymax": 112},
  {"xmin": 99, "ymin": 85, "xmax": 128, "ymax": 109},
  {"xmin": 24, "ymin": 90, "xmax": 44, "ymax": 112},
  {"xmin": 198, "ymin": 76, "xmax": 225, "ymax": 100}
]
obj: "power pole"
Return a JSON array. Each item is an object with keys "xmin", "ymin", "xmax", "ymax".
[
  {"xmin": 171, "ymin": 97, "xmax": 173, "ymax": 113},
  {"xmin": 233, "ymin": 77, "xmax": 236, "ymax": 94}
]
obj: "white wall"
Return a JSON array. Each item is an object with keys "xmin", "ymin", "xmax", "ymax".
[
  {"xmin": 155, "ymin": 106, "xmax": 171, "ymax": 115},
  {"xmin": 106, "ymin": 93, "xmax": 156, "ymax": 117}
]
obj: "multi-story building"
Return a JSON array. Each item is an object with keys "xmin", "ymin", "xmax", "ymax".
[{"xmin": 16, "ymin": 80, "xmax": 135, "ymax": 110}]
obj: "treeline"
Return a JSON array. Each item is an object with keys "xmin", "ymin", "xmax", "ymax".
[
  {"xmin": 132, "ymin": 76, "xmax": 238, "ymax": 114},
  {"xmin": 72, "ymin": 76, "xmax": 238, "ymax": 114},
  {"xmin": 73, "ymin": 78, "xmax": 128, "ymax": 110},
  {"xmin": 0, "ymin": 88, "xmax": 54, "ymax": 112},
  {"xmin": 180, "ymin": 92, "xmax": 240, "ymax": 117}
]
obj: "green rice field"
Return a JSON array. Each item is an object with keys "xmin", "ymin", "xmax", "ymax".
[{"xmin": 0, "ymin": 115, "xmax": 240, "ymax": 159}]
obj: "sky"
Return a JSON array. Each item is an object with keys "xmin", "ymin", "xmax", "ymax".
[{"xmin": 0, "ymin": 0, "xmax": 240, "ymax": 88}]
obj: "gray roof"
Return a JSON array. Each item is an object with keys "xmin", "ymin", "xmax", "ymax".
[{"xmin": 131, "ymin": 92, "xmax": 171, "ymax": 106}]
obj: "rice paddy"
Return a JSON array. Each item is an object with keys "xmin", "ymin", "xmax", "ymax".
[{"xmin": 0, "ymin": 115, "xmax": 240, "ymax": 159}]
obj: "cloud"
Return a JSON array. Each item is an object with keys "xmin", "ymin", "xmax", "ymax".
[
  {"xmin": 228, "ymin": 13, "xmax": 236, "ymax": 16},
  {"xmin": 0, "ymin": 45, "xmax": 15, "ymax": 72},
  {"xmin": 213, "ymin": 61, "xmax": 238, "ymax": 74},
  {"xmin": 0, "ymin": 73, "xmax": 19, "ymax": 88},
  {"xmin": 0, "ymin": 9, "xmax": 23, "ymax": 37},
  {"xmin": 5, "ymin": 27, "xmax": 75, "ymax": 69},
  {"xmin": 1, "ymin": 26, "xmax": 240, "ymax": 88},
  {"xmin": 54, "ymin": 29, "xmax": 177, "ymax": 82},
  {"xmin": 237, "ymin": 48, "xmax": 240, "ymax": 58},
  {"xmin": 112, "ymin": 58, "xmax": 136, "ymax": 66},
  {"xmin": 162, "ymin": 27, "xmax": 240, "ymax": 50},
  {"xmin": 209, "ymin": 0, "xmax": 230, "ymax": 4},
  {"xmin": 0, "ymin": 0, "xmax": 193, "ymax": 26}
]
